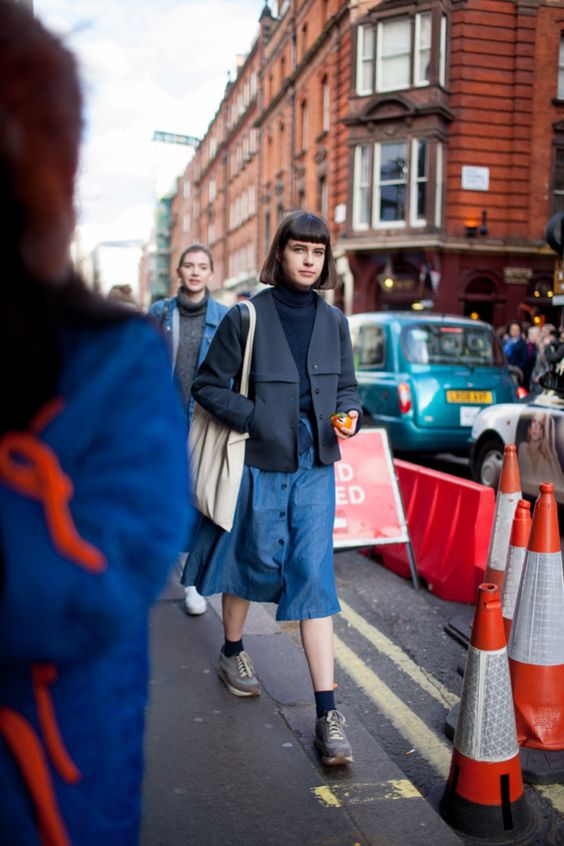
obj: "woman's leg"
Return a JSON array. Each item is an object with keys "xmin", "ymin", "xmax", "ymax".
[
  {"xmin": 300, "ymin": 616, "xmax": 334, "ymax": 691},
  {"xmin": 301, "ymin": 616, "xmax": 352, "ymax": 765},
  {"xmin": 222, "ymin": 593, "xmax": 250, "ymax": 640},
  {"xmin": 218, "ymin": 593, "xmax": 259, "ymax": 697}
]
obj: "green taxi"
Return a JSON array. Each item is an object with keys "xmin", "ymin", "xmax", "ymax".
[{"xmin": 348, "ymin": 312, "xmax": 521, "ymax": 453}]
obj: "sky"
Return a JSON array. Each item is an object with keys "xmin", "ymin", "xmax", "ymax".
[{"xmin": 34, "ymin": 0, "xmax": 267, "ymax": 252}]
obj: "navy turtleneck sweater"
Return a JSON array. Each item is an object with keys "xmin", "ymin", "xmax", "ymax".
[{"xmin": 272, "ymin": 283, "xmax": 317, "ymax": 419}]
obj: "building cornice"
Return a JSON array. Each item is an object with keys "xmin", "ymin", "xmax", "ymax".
[
  {"xmin": 336, "ymin": 234, "xmax": 551, "ymax": 256},
  {"xmin": 255, "ymin": 2, "xmax": 349, "ymax": 129}
]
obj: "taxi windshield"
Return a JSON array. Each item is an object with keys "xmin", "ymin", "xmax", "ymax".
[{"xmin": 401, "ymin": 323, "xmax": 504, "ymax": 366}]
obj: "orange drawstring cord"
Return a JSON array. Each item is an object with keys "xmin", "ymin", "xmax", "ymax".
[
  {"xmin": 31, "ymin": 664, "xmax": 82, "ymax": 785},
  {"xmin": 0, "ymin": 432, "xmax": 106, "ymax": 573},
  {"xmin": 0, "ymin": 708, "xmax": 71, "ymax": 846}
]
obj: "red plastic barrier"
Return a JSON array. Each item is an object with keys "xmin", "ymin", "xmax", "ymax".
[{"xmin": 378, "ymin": 459, "xmax": 495, "ymax": 603}]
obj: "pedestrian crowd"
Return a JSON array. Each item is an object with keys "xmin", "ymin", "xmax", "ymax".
[{"xmin": 498, "ymin": 319, "xmax": 564, "ymax": 395}]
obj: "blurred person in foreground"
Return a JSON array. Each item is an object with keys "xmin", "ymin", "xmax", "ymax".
[
  {"xmin": 150, "ymin": 245, "xmax": 228, "ymax": 615},
  {"xmin": 0, "ymin": 3, "xmax": 194, "ymax": 844}
]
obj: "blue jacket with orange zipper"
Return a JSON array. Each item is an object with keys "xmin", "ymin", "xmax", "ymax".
[{"xmin": 0, "ymin": 317, "xmax": 194, "ymax": 845}]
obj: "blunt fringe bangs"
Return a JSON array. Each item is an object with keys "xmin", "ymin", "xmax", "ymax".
[{"xmin": 260, "ymin": 211, "xmax": 337, "ymax": 290}]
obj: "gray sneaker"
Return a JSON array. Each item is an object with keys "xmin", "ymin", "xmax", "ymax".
[
  {"xmin": 218, "ymin": 650, "xmax": 260, "ymax": 697},
  {"xmin": 315, "ymin": 710, "xmax": 353, "ymax": 765}
]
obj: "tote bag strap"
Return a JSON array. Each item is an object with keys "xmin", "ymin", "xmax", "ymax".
[{"xmin": 238, "ymin": 301, "xmax": 256, "ymax": 399}]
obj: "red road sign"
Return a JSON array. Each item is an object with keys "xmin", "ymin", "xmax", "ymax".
[{"xmin": 333, "ymin": 428, "xmax": 410, "ymax": 549}]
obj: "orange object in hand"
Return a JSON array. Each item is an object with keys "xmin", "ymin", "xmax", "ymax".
[{"xmin": 331, "ymin": 412, "xmax": 353, "ymax": 431}]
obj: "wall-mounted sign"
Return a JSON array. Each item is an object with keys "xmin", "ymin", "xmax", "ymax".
[
  {"xmin": 334, "ymin": 203, "xmax": 347, "ymax": 224},
  {"xmin": 503, "ymin": 267, "xmax": 533, "ymax": 285},
  {"xmin": 461, "ymin": 166, "xmax": 490, "ymax": 192}
]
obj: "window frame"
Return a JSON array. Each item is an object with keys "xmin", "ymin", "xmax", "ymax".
[
  {"xmin": 376, "ymin": 16, "xmax": 411, "ymax": 93},
  {"xmin": 300, "ymin": 100, "xmax": 308, "ymax": 151},
  {"xmin": 322, "ymin": 77, "xmax": 330, "ymax": 133},
  {"xmin": 552, "ymin": 144, "xmax": 564, "ymax": 214},
  {"xmin": 373, "ymin": 140, "xmax": 408, "ymax": 229},
  {"xmin": 352, "ymin": 145, "xmax": 372, "ymax": 231},
  {"xmin": 439, "ymin": 15, "xmax": 447, "ymax": 88},
  {"xmin": 414, "ymin": 12, "xmax": 432, "ymax": 88},
  {"xmin": 409, "ymin": 138, "xmax": 428, "ymax": 227},
  {"xmin": 356, "ymin": 24, "xmax": 375, "ymax": 95}
]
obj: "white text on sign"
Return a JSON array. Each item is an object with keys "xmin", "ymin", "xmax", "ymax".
[{"xmin": 335, "ymin": 462, "xmax": 365, "ymax": 506}]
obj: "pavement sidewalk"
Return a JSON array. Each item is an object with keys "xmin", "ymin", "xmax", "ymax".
[{"xmin": 140, "ymin": 578, "xmax": 463, "ymax": 846}]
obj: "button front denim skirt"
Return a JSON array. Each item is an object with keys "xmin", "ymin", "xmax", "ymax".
[{"xmin": 182, "ymin": 439, "xmax": 339, "ymax": 621}]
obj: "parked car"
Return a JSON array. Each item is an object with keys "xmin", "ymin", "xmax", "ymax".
[
  {"xmin": 348, "ymin": 312, "xmax": 523, "ymax": 453},
  {"xmin": 470, "ymin": 390, "xmax": 564, "ymax": 502}
]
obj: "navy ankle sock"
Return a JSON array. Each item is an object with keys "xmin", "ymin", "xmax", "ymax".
[
  {"xmin": 315, "ymin": 690, "xmax": 336, "ymax": 718},
  {"xmin": 223, "ymin": 638, "xmax": 243, "ymax": 658}
]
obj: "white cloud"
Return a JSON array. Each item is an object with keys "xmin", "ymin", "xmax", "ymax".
[{"xmin": 34, "ymin": 0, "xmax": 263, "ymax": 251}]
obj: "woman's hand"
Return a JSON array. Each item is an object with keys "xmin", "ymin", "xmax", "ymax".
[{"xmin": 331, "ymin": 410, "xmax": 359, "ymax": 439}]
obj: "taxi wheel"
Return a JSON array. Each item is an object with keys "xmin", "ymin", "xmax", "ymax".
[{"xmin": 473, "ymin": 436, "xmax": 504, "ymax": 488}]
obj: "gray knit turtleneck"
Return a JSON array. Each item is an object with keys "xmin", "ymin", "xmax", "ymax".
[{"xmin": 173, "ymin": 287, "xmax": 208, "ymax": 410}]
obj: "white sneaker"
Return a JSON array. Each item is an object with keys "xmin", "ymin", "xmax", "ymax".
[{"xmin": 184, "ymin": 586, "xmax": 207, "ymax": 616}]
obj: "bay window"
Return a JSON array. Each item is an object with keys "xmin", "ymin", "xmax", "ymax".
[
  {"xmin": 352, "ymin": 138, "xmax": 442, "ymax": 230},
  {"xmin": 357, "ymin": 11, "xmax": 443, "ymax": 94}
]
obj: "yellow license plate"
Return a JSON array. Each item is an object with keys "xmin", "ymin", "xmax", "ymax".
[{"xmin": 446, "ymin": 390, "xmax": 492, "ymax": 404}]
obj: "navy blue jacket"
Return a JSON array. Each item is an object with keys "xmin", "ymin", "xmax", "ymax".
[{"xmin": 192, "ymin": 287, "xmax": 363, "ymax": 472}]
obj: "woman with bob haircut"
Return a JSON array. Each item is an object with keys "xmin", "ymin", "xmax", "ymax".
[
  {"xmin": 0, "ymin": 3, "xmax": 192, "ymax": 843},
  {"xmin": 183, "ymin": 210, "xmax": 363, "ymax": 765}
]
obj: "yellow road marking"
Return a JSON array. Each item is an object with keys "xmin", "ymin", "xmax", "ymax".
[
  {"xmin": 334, "ymin": 634, "xmax": 452, "ymax": 777},
  {"xmin": 379, "ymin": 778, "xmax": 421, "ymax": 800},
  {"xmin": 312, "ymin": 779, "xmax": 422, "ymax": 809},
  {"xmin": 312, "ymin": 786, "xmax": 341, "ymax": 807},
  {"xmin": 336, "ymin": 603, "xmax": 564, "ymax": 820},
  {"xmin": 339, "ymin": 599, "xmax": 459, "ymax": 709},
  {"xmin": 536, "ymin": 784, "xmax": 564, "ymax": 815}
]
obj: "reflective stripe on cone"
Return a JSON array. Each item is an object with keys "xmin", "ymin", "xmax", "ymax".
[
  {"xmin": 508, "ymin": 484, "xmax": 564, "ymax": 756},
  {"xmin": 484, "ymin": 445, "xmax": 521, "ymax": 592},
  {"xmin": 440, "ymin": 583, "xmax": 536, "ymax": 843},
  {"xmin": 501, "ymin": 500, "xmax": 531, "ymax": 642}
]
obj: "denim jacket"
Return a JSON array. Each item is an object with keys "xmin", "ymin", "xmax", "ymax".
[{"xmin": 150, "ymin": 291, "xmax": 228, "ymax": 418}]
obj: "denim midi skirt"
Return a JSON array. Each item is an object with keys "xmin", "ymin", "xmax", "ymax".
[{"xmin": 182, "ymin": 436, "xmax": 339, "ymax": 621}]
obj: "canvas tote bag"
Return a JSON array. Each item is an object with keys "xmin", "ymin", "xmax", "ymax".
[{"xmin": 188, "ymin": 300, "xmax": 256, "ymax": 531}]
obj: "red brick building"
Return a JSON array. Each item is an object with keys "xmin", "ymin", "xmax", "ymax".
[
  {"xmin": 342, "ymin": 0, "xmax": 564, "ymax": 327},
  {"xmin": 168, "ymin": 0, "xmax": 564, "ymax": 327}
]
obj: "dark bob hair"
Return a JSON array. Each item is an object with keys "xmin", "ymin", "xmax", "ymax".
[{"xmin": 260, "ymin": 211, "xmax": 337, "ymax": 290}]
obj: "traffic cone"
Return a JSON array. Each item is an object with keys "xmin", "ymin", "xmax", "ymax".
[
  {"xmin": 501, "ymin": 500, "xmax": 531, "ymax": 642},
  {"xmin": 440, "ymin": 583, "xmax": 536, "ymax": 843},
  {"xmin": 508, "ymin": 483, "xmax": 564, "ymax": 783},
  {"xmin": 484, "ymin": 445, "xmax": 521, "ymax": 592}
]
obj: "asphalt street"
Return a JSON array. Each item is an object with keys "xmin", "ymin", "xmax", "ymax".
[{"xmin": 140, "ymin": 549, "xmax": 564, "ymax": 845}]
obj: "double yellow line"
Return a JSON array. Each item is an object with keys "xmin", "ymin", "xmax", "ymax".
[{"xmin": 335, "ymin": 598, "xmax": 564, "ymax": 815}]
